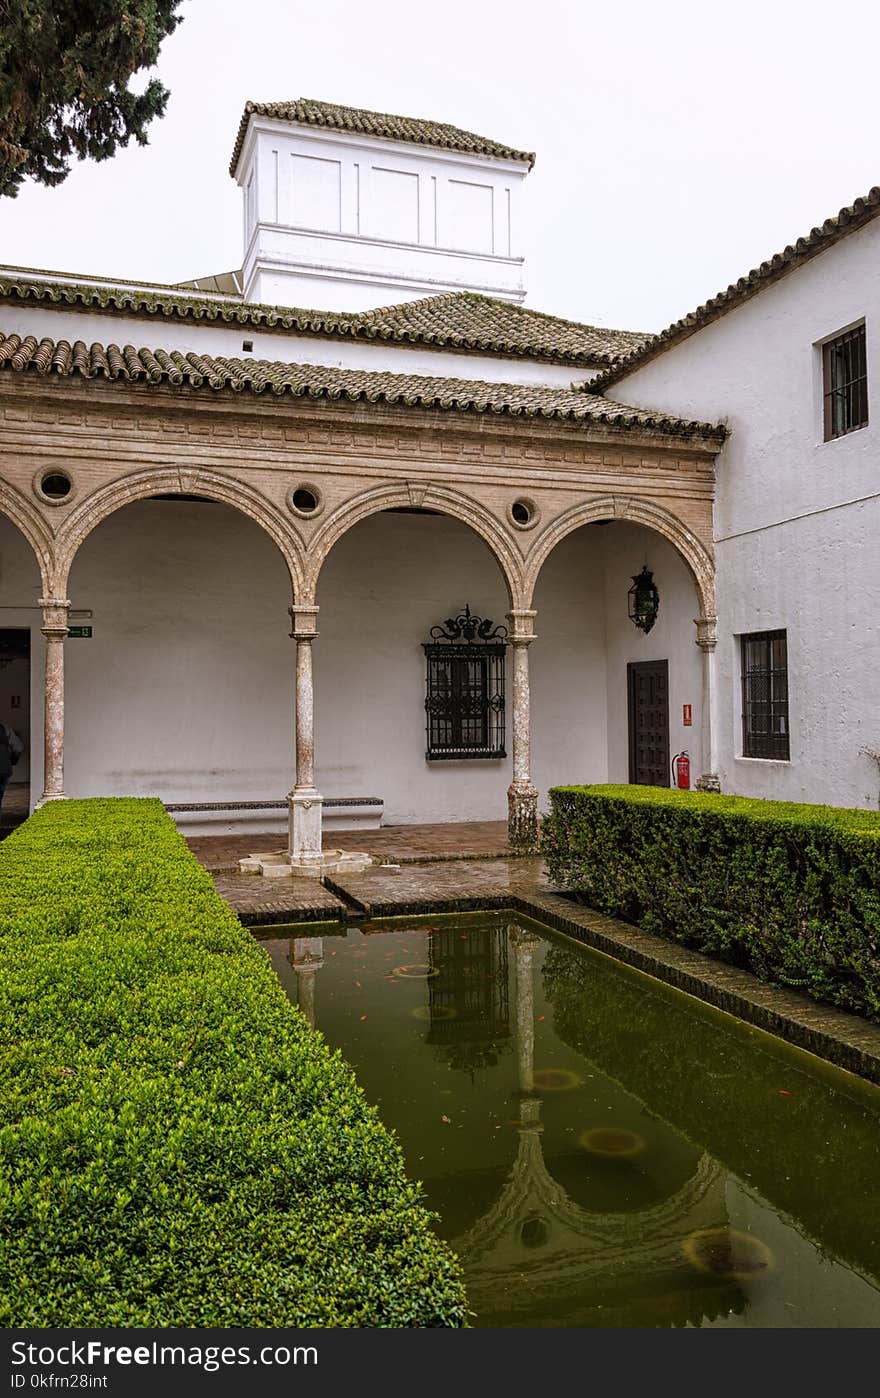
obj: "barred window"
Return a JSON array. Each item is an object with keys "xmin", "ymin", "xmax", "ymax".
[
  {"xmin": 741, "ymin": 630, "xmax": 789, "ymax": 760},
  {"xmin": 823, "ymin": 323, "xmax": 868, "ymax": 440},
  {"xmin": 423, "ymin": 606, "xmax": 506, "ymax": 760}
]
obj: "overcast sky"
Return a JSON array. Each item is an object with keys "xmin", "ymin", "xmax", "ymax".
[{"xmin": 2, "ymin": 0, "xmax": 879, "ymax": 334}]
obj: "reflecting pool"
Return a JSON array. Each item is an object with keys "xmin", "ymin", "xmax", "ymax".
[{"xmin": 259, "ymin": 915, "xmax": 880, "ymax": 1328}]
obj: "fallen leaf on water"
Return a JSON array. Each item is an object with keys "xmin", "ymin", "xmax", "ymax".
[{"xmin": 441, "ymin": 1115, "xmax": 451, "ymax": 1124}]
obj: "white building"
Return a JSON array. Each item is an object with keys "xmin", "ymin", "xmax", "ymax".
[
  {"xmin": 592, "ymin": 194, "xmax": 880, "ymax": 810},
  {"xmin": 0, "ymin": 97, "xmax": 874, "ymax": 864}
]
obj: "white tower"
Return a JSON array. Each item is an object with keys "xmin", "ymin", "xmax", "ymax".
[{"xmin": 230, "ymin": 99, "xmax": 533, "ymax": 312}]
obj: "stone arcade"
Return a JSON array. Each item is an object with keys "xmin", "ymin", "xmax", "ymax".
[{"xmin": 0, "ymin": 98, "xmax": 873, "ymax": 871}]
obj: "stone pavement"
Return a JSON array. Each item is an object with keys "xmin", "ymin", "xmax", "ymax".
[
  {"xmin": 185, "ymin": 820, "xmax": 513, "ymax": 873},
  {"xmin": 211, "ymin": 873, "xmax": 348, "ymax": 925},
  {"xmin": 324, "ymin": 856, "xmax": 544, "ymax": 917}
]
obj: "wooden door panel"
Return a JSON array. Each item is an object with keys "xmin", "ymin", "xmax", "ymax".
[{"xmin": 627, "ymin": 660, "xmax": 670, "ymax": 787}]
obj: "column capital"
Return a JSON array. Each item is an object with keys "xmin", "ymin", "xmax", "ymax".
[
  {"xmin": 289, "ymin": 603, "xmax": 319, "ymax": 640},
  {"xmin": 506, "ymin": 608, "xmax": 538, "ymax": 643},
  {"xmin": 693, "ymin": 614, "xmax": 718, "ymax": 651},
  {"xmin": 38, "ymin": 597, "xmax": 70, "ymax": 637}
]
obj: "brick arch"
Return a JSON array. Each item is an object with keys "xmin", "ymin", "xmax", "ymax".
[
  {"xmin": 53, "ymin": 469, "xmax": 306, "ymax": 596},
  {"xmin": 304, "ymin": 482, "xmax": 524, "ymax": 606},
  {"xmin": 0, "ymin": 481, "xmax": 56, "ymax": 594},
  {"xmin": 523, "ymin": 494, "xmax": 715, "ymax": 618}
]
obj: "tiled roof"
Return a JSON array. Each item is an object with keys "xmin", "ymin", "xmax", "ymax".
[
  {"xmin": 0, "ymin": 331, "xmax": 725, "ymax": 441},
  {"xmin": 355, "ymin": 293, "xmax": 647, "ymax": 365},
  {"xmin": 589, "ymin": 185, "xmax": 880, "ymax": 391},
  {"xmin": 0, "ymin": 276, "xmax": 645, "ymax": 367},
  {"xmin": 229, "ymin": 98, "xmax": 535, "ymax": 177}
]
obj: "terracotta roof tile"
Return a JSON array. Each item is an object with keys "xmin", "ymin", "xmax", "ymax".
[
  {"xmin": 0, "ymin": 330, "xmax": 725, "ymax": 441},
  {"xmin": 229, "ymin": 98, "xmax": 535, "ymax": 177},
  {"xmin": 588, "ymin": 185, "xmax": 880, "ymax": 391},
  {"xmin": 0, "ymin": 277, "xmax": 646, "ymax": 367}
]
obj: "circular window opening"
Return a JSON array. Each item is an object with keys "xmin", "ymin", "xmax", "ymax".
[
  {"xmin": 289, "ymin": 484, "xmax": 322, "ymax": 518},
  {"xmin": 509, "ymin": 497, "xmax": 539, "ymax": 530},
  {"xmin": 40, "ymin": 471, "xmax": 73, "ymax": 501}
]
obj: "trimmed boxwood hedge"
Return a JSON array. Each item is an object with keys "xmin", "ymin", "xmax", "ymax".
[
  {"xmin": 0, "ymin": 799, "xmax": 467, "ymax": 1328},
  {"xmin": 542, "ymin": 784, "xmax": 880, "ymax": 1020}
]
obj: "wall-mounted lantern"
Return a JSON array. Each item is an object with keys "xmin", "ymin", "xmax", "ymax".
[{"xmin": 627, "ymin": 567, "xmax": 659, "ymax": 634}]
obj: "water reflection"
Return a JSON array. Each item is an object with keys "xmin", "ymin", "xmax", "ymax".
[
  {"xmin": 261, "ymin": 917, "xmax": 880, "ymax": 1328},
  {"xmin": 426, "ymin": 924, "xmax": 511, "ymax": 1079},
  {"xmin": 288, "ymin": 936, "xmax": 323, "ymax": 1027}
]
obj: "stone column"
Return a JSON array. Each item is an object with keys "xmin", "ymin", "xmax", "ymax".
[
  {"xmin": 290, "ymin": 936, "xmax": 324, "ymax": 1028},
  {"xmin": 39, "ymin": 597, "xmax": 70, "ymax": 804},
  {"xmin": 288, "ymin": 604, "xmax": 324, "ymax": 873},
  {"xmin": 509, "ymin": 924, "xmax": 541, "ymax": 1095},
  {"xmin": 694, "ymin": 615, "xmax": 721, "ymax": 793},
  {"xmin": 506, "ymin": 609, "xmax": 538, "ymax": 850}
]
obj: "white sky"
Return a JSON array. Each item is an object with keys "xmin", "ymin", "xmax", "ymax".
[{"xmin": 2, "ymin": 0, "xmax": 879, "ymax": 334}]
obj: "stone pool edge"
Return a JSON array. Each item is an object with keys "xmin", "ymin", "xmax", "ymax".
[
  {"xmin": 515, "ymin": 887, "xmax": 880, "ymax": 1090},
  {"xmin": 229, "ymin": 871, "xmax": 880, "ymax": 1090}
]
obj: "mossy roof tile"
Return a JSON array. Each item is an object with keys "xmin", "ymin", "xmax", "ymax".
[
  {"xmin": 0, "ymin": 330, "xmax": 725, "ymax": 441},
  {"xmin": 0, "ymin": 276, "xmax": 647, "ymax": 367},
  {"xmin": 229, "ymin": 97, "xmax": 535, "ymax": 176}
]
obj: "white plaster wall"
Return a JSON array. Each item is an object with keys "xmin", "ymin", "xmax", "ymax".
[
  {"xmin": 65, "ymin": 501, "xmax": 294, "ymax": 803},
  {"xmin": 601, "ymin": 522, "xmax": 705, "ymax": 787},
  {"xmin": 316, "ymin": 514, "xmax": 704, "ymax": 823},
  {"xmin": 0, "ymin": 300, "xmax": 589, "ymax": 388},
  {"xmin": 531, "ymin": 528, "xmax": 608, "ymax": 796},
  {"xmin": 315, "ymin": 512, "xmax": 513, "ymax": 824},
  {"xmin": 0, "ymin": 514, "xmax": 44, "ymax": 803},
  {"xmin": 717, "ymin": 496, "xmax": 880, "ymax": 808},
  {"xmin": 608, "ymin": 219, "xmax": 880, "ymax": 807},
  {"xmin": 238, "ymin": 121, "xmax": 527, "ymax": 309}
]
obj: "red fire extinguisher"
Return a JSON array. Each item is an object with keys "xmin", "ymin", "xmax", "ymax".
[{"xmin": 672, "ymin": 751, "xmax": 690, "ymax": 789}]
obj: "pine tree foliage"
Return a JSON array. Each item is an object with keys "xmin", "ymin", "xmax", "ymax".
[{"xmin": 0, "ymin": 2, "xmax": 184, "ymax": 197}]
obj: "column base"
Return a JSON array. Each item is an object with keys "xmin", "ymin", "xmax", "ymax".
[
  {"xmin": 35, "ymin": 792, "xmax": 65, "ymax": 809},
  {"xmin": 288, "ymin": 787, "xmax": 323, "ymax": 863},
  {"xmin": 507, "ymin": 781, "xmax": 539, "ymax": 851},
  {"xmin": 696, "ymin": 774, "xmax": 722, "ymax": 793},
  {"xmin": 239, "ymin": 848, "xmax": 373, "ymax": 879},
  {"xmin": 230, "ymin": 789, "xmax": 373, "ymax": 878}
]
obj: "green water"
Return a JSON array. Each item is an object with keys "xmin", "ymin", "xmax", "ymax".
[{"xmin": 259, "ymin": 914, "xmax": 880, "ymax": 1328}]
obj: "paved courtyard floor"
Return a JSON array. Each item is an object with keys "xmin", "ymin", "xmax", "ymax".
[{"xmin": 185, "ymin": 819, "xmax": 513, "ymax": 872}]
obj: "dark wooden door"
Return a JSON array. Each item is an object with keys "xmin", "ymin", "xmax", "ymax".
[{"xmin": 627, "ymin": 660, "xmax": 670, "ymax": 787}]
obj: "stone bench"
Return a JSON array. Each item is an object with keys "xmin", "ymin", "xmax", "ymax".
[{"xmin": 164, "ymin": 796, "xmax": 383, "ymax": 837}]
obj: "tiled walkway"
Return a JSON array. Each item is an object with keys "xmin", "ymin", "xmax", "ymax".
[{"xmin": 185, "ymin": 819, "xmax": 514, "ymax": 873}]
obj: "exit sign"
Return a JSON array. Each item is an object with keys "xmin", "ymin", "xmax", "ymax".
[{"xmin": 67, "ymin": 626, "xmax": 92, "ymax": 639}]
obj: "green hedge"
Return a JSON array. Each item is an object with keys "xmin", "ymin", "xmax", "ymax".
[
  {"xmin": 0, "ymin": 799, "xmax": 466, "ymax": 1327},
  {"xmin": 542, "ymin": 784, "xmax": 880, "ymax": 1019}
]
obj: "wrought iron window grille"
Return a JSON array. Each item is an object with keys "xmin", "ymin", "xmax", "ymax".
[
  {"xmin": 423, "ymin": 605, "xmax": 507, "ymax": 761},
  {"xmin": 741, "ymin": 629, "xmax": 790, "ymax": 760},
  {"xmin": 823, "ymin": 323, "xmax": 868, "ymax": 440}
]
